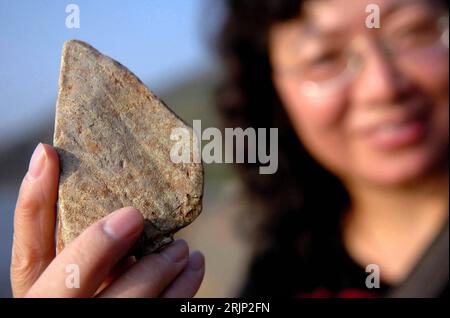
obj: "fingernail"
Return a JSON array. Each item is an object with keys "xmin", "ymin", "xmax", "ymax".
[
  {"xmin": 103, "ymin": 207, "xmax": 143, "ymax": 240},
  {"xmin": 28, "ymin": 143, "xmax": 46, "ymax": 179},
  {"xmin": 188, "ymin": 251, "xmax": 204, "ymax": 271},
  {"xmin": 160, "ymin": 239, "xmax": 188, "ymax": 263}
]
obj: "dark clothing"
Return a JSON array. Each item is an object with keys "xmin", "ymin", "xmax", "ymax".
[{"xmin": 240, "ymin": 218, "xmax": 449, "ymax": 298}]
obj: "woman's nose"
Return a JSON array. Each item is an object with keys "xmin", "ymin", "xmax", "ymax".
[{"xmin": 351, "ymin": 39, "xmax": 412, "ymax": 108}]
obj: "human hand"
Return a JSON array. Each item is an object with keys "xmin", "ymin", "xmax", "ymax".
[{"xmin": 11, "ymin": 143, "xmax": 205, "ymax": 297}]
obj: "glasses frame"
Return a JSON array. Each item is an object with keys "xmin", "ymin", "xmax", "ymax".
[{"xmin": 292, "ymin": 13, "xmax": 450, "ymax": 98}]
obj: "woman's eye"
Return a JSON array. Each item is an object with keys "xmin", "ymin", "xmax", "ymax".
[
  {"xmin": 303, "ymin": 50, "xmax": 349, "ymax": 81},
  {"xmin": 393, "ymin": 19, "xmax": 439, "ymax": 48},
  {"xmin": 309, "ymin": 51, "xmax": 342, "ymax": 67},
  {"xmin": 400, "ymin": 23, "xmax": 433, "ymax": 37}
]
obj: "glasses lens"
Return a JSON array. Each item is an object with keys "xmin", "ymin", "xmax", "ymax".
[
  {"xmin": 390, "ymin": 14, "xmax": 449, "ymax": 53},
  {"xmin": 294, "ymin": 12, "xmax": 449, "ymax": 97},
  {"xmin": 302, "ymin": 50, "xmax": 351, "ymax": 82}
]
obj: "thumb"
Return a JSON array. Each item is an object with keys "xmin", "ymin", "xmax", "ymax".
[{"xmin": 11, "ymin": 143, "xmax": 59, "ymax": 297}]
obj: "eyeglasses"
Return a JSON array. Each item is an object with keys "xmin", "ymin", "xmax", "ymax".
[{"xmin": 275, "ymin": 13, "xmax": 449, "ymax": 98}]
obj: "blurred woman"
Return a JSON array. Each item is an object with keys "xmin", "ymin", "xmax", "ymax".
[{"xmin": 217, "ymin": 0, "xmax": 449, "ymax": 297}]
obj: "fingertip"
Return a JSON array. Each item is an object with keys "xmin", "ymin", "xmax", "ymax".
[
  {"xmin": 41, "ymin": 144, "xmax": 59, "ymax": 164},
  {"xmin": 25, "ymin": 143, "xmax": 59, "ymax": 183},
  {"xmin": 120, "ymin": 206, "xmax": 145, "ymax": 228},
  {"xmin": 159, "ymin": 250, "xmax": 205, "ymax": 298},
  {"xmin": 27, "ymin": 144, "xmax": 46, "ymax": 180},
  {"xmin": 159, "ymin": 238, "xmax": 189, "ymax": 264},
  {"xmin": 41, "ymin": 144, "xmax": 60, "ymax": 179},
  {"xmin": 102, "ymin": 207, "xmax": 144, "ymax": 240},
  {"xmin": 188, "ymin": 251, "xmax": 205, "ymax": 272},
  {"xmin": 172, "ymin": 238, "xmax": 188, "ymax": 248},
  {"xmin": 121, "ymin": 206, "xmax": 143, "ymax": 217}
]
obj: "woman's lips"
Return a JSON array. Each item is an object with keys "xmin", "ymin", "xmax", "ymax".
[{"xmin": 356, "ymin": 115, "xmax": 428, "ymax": 151}]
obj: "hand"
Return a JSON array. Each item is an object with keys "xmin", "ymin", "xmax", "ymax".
[{"xmin": 11, "ymin": 143, "xmax": 205, "ymax": 298}]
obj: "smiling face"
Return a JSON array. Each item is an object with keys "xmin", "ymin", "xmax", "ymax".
[{"xmin": 270, "ymin": 0, "xmax": 449, "ymax": 186}]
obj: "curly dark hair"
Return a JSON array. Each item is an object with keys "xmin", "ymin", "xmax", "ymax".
[
  {"xmin": 216, "ymin": 0, "xmax": 349, "ymax": 251},
  {"xmin": 215, "ymin": 0, "xmax": 349, "ymax": 295},
  {"xmin": 216, "ymin": 0, "xmax": 449, "ymax": 296}
]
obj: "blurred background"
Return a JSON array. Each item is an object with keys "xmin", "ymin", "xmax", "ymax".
[{"xmin": 0, "ymin": 0, "xmax": 251, "ymax": 297}]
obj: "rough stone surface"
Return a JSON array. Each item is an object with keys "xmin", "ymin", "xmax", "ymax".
[{"xmin": 53, "ymin": 40, "xmax": 203, "ymax": 257}]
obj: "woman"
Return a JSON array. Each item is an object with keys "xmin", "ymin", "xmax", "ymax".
[
  {"xmin": 10, "ymin": 0, "xmax": 448, "ymax": 298},
  {"xmin": 217, "ymin": 0, "xmax": 449, "ymax": 297}
]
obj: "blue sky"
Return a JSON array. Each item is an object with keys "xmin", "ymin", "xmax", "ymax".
[{"xmin": 0, "ymin": 0, "xmax": 221, "ymax": 145}]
